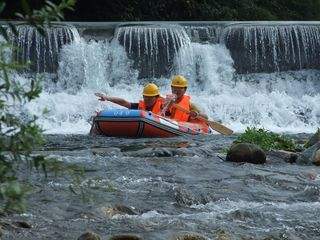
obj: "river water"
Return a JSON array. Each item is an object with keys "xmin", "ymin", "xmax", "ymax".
[
  {"xmin": 3, "ymin": 134, "xmax": 320, "ymax": 239},
  {"xmin": 2, "ymin": 22, "xmax": 320, "ymax": 239}
]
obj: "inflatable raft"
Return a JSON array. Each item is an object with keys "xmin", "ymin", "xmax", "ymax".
[{"xmin": 90, "ymin": 109, "xmax": 213, "ymax": 137}]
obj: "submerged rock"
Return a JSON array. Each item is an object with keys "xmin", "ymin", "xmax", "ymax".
[
  {"xmin": 78, "ymin": 231, "xmax": 101, "ymax": 240},
  {"xmin": 172, "ymin": 231, "xmax": 208, "ymax": 240},
  {"xmin": 102, "ymin": 204, "xmax": 137, "ymax": 217},
  {"xmin": 109, "ymin": 234, "xmax": 142, "ymax": 240},
  {"xmin": 297, "ymin": 142, "xmax": 320, "ymax": 165},
  {"xmin": 173, "ymin": 187, "xmax": 209, "ymax": 206},
  {"xmin": 226, "ymin": 143, "xmax": 266, "ymax": 164}
]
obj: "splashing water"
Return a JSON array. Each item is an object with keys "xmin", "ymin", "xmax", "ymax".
[{"xmin": 11, "ymin": 25, "xmax": 319, "ymax": 134}]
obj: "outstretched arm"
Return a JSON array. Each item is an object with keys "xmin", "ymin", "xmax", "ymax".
[{"xmin": 95, "ymin": 93, "xmax": 131, "ymax": 109}]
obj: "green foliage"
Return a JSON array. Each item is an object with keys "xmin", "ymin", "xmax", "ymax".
[
  {"xmin": 234, "ymin": 127, "xmax": 298, "ymax": 151},
  {"xmin": 15, "ymin": 0, "xmax": 76, "ymax": 35},
  {"xmin": 0, "ymin": 0, "xmax": 75, "ymax": 212},
  {"xmin": 2, "ymin": 0, "xmax": 320, "ymax": 21}
]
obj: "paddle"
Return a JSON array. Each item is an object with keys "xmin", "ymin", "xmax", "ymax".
[{"xmin": 171, "ymin": 103, "xmax": 233, "ymax": 135}]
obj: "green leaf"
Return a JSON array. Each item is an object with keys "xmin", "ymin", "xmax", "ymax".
[
  {"xmin": 20, "ymin": 0, "xmax": 32, "ymax": 16},
  {"xmin": 0, "ymin": 1, "xmax": 6, "ymax": 14},
  {"xmin": 15, "ymin": 13, "xmax": 25, "ymax": 19},
  {"xmin": 45, "ymin": 1, "xmax": 57, "ymax": 8}
]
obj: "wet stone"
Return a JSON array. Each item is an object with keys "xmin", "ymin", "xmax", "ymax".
[
  {"xmin": 226, "ymin": 143, "xmax": 266, "ymax": 164},
  {"xmin": 126, "ymin": 147, "xmax": 175, "ymax": 157},
  {"xmin": 172, "ymin": 231, "xmax": 208, "ymax": 240},
  {"xmin": 173, "ymin": 187, "xmax": 206, "ymax": 206},
  {"xmin": 78, "ymin": 231, "xmax": 101, "ymax": 240},
  {"xmin": 102, "ymin": 204, "xmax": 137, "ymax": 217},
  {"xmin": 12, "ymin": 221, "xmax": 32, "ymax": 228},
  {"xmin": 304, "ymin": 128, "xmax": 320, "ymax": 148},
  {"xmin": 297, "ymin": 142, "xmax": 320, "ymax": 165},
  {"xmin": 313, "ymin": 149, "xmax": 320, "ymax": 166},
  {"xmin": 268, "ymin": 149, "xmax": 299, "ymax": 163},
  {"xmin": 215, "ymin": 229, "xmax": 231, "ymax": 240},
  {"xmin": 109, "ymin": 234, "xmax": 142, "ymax": 240}
]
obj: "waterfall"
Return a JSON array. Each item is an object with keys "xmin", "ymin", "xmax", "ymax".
[
  {"xmin": 11, "ymin": 24, "xmax": 80, "ymax": 73},
  {"xmin": 115, "ymin": 25, "xmax": 191, "ymax": 78},
  {"xmin": 221, "ymin": 23, "xmax": 320, "ymax": 73},
  {"xmin": 7, "ymin": 22, "xmax": 320, "ymax": 134}
]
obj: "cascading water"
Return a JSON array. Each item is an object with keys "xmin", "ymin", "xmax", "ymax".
[
  {"xmin": 11, "ymin": 24, "xmax": 80, "ymax": 73},
  {"xmin": 174, "ymin": 42, "xmax": 320, "ymax": 133},
  {"xmin": 221, "ymin": 23, "xmax": 320, "ymax": 73},
  {"xmin": 183, "ymin": 25, "xmax": 223, "ymax": 43},
  {"xmin": 115, "ymin": 25, "xmax": 191, "ymax": 78},
  {"xmin": 12, "ymin": 22, "xmax": 320, "ymax": 134}
]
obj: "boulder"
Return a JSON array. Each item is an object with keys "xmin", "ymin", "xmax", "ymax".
[
  {"xmin": 78, "ymin": 231, "xmax": 101, "ymax": 240},
  {"xmin": 226, "ymin": 143, "xmax": 266, "ymax": 164},
  {"xmin": 109, "ymin": 235, "xmax": 142, "ymax": 240},
  {"xmin": 268, "ymin": 149, "xmax": 298, "ymax": 163},
  {"xmin": 304, "ymin": 128, "xmax": 320, "ymax": 148},
  {"xmin": 297, "ymin": 142, "xmax": 320, "ymax": 165},
  {"xmin": 12, "ymin": 221, "xmax": 32, "ymax": 229},
  {"xmin": 313, "ymin": 149, "xmax": 320, "ymax": 166}
]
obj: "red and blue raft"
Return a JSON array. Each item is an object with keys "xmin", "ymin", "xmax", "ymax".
[{"xmin": 90, "ymin": 109, "xmax": 213, "ymax": 137}]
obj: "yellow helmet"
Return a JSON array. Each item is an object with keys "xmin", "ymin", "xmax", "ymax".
[
  {"xmin": 171, "ymin": 75, "xmax": 188, "ymax": 88},
  {"xmin": 142, "ymin": 83, "xmax": 160, "ymax": 96}
]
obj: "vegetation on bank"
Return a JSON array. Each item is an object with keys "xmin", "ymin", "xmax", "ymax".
[
  {"xmin": 234, "ymin": 127, "xmax": 299, "ymax": 152},
  {"xmin": 1, "ymin": 0, "xmax": 320, "ymax": 21},
  {"xmin": 0, "ymin": 0, "xmax": 75, "ymax": 213}
]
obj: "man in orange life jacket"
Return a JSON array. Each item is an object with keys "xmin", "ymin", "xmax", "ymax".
[
  {"xmin": 165, "ymin": 75, "xmax": 208, "ymax": 122},
  {"xmin": 95, "ymin": 83, "xmax": 164, "ymax": 114}
]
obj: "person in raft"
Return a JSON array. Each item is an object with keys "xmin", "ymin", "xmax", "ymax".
[
  {"xmin": 95, "ymin": 83, "xmax": 164, "ymax": 114},
  {"xmin": 165, "ymin": 75, "xmax": 208, "ymax": 122}
]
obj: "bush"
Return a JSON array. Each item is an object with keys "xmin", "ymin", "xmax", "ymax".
[{"xmin": 234, "ymin": 127, "xmax": 298, "ymax": 152}]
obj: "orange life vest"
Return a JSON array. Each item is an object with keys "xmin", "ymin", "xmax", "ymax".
[
  {"xmin": 169, "ymin": 95, "xmax": 190, "ymax": 122},
  {"xmin": 138, "ymin": 97, "xmax": 164, "ymax": 114}
]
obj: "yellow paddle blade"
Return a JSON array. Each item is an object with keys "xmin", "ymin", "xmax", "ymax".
[
  {"xmin": 207, "ymin": 120, "xmax": 233, "ymax": 135},
  {"xmin": 172, "ymin": 103, "xmax": 233, "ymax": 135}
]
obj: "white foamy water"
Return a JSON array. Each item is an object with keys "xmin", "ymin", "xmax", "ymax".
[{"xmin": 17, "ymin": 38, "xmax": 320, "ymax": 134}]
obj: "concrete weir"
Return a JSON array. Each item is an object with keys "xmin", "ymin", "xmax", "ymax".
[{"xmin": 2, "ymin": 21, "xmax": 320, "ymax": 76}]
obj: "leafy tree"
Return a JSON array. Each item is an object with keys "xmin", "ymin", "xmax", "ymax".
[
  {"xmin": 3, "ymin": 0, "xmax": 320, "ymax": 21},
  {"xmin": 0, "ymin": 0, "xmax": 75, "ymax": 213}
]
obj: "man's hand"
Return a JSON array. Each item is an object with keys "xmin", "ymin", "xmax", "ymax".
[
  {"xmin": 164, "ymin": 94, "xmax": 177, "ymax": 103},
  {"xmin": 189, "ymin": 110, "xmax": 199, "ymax": 119},
  {"xmin": 160, "ymin": 94, "xmax": 177, "ymax": 116},
  {"xmin": 95, "ymin": 93, "xmax": 107, "ymax": 101}
]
